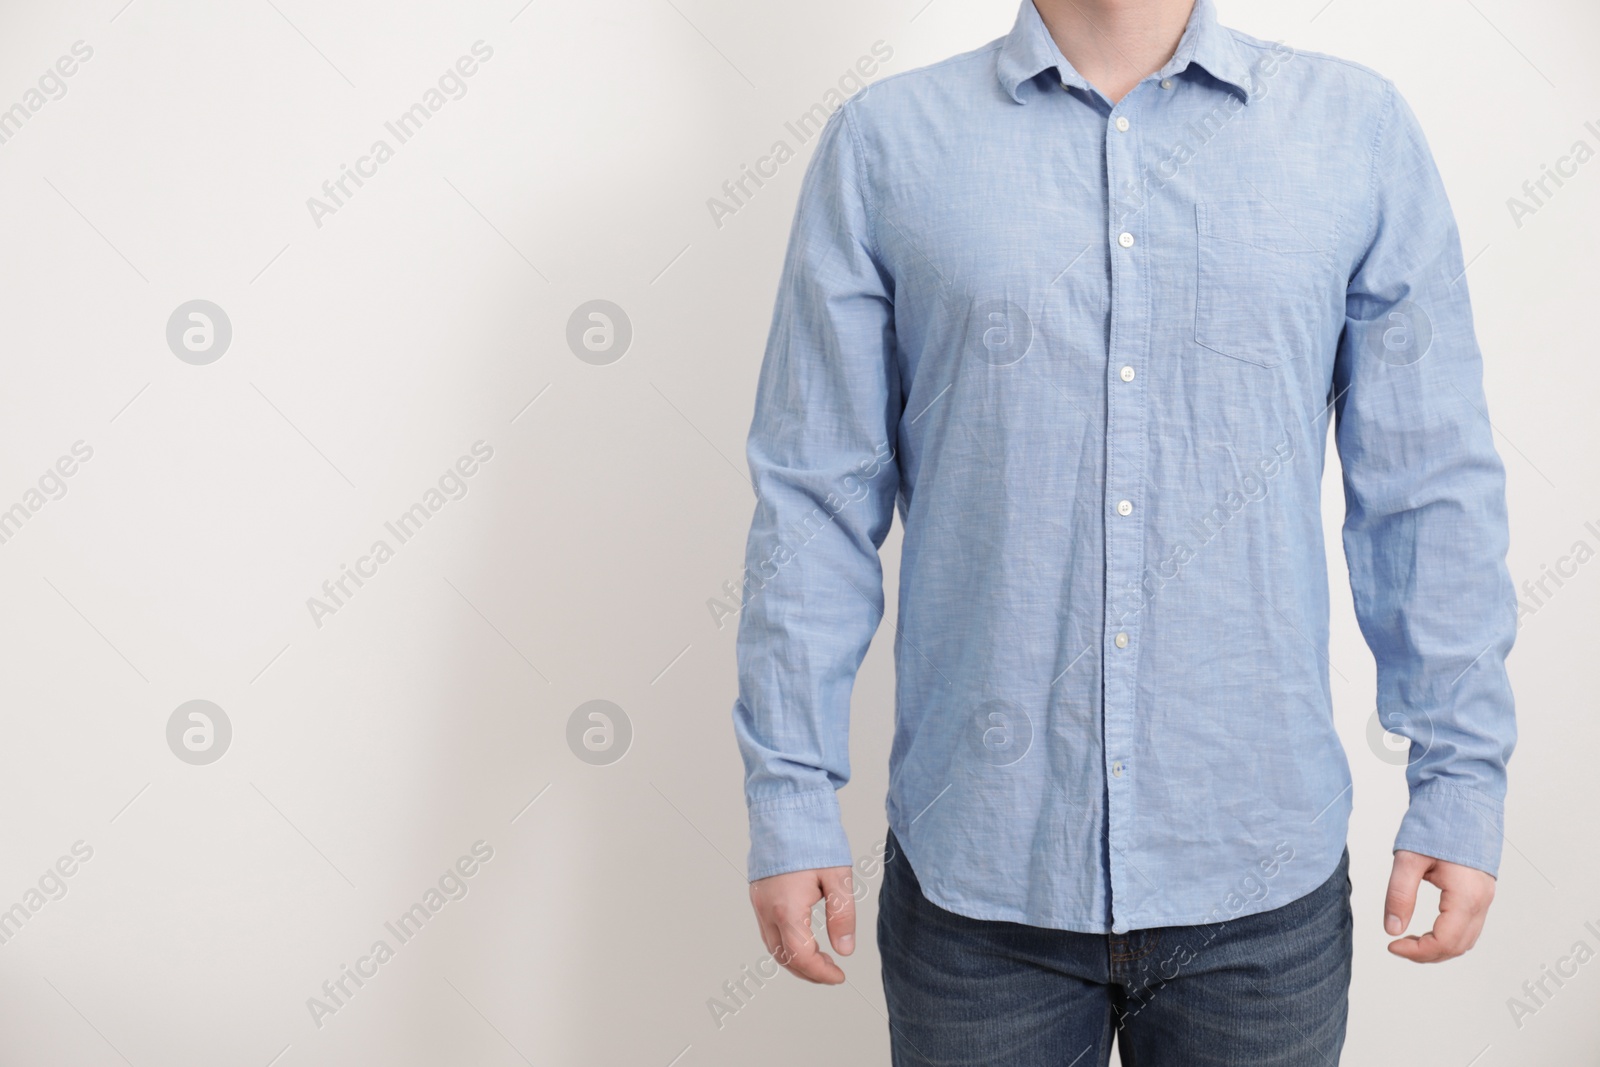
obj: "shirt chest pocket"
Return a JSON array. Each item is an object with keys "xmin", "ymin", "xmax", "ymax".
[{"xmin": 1193, "ymin": 199, "xmax": 1342, "ymax": 369}]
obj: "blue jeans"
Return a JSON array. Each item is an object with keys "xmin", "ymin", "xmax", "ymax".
[{"xmin": 877, "ymin": 828, "xmax": 1352, "ymax": 1066}]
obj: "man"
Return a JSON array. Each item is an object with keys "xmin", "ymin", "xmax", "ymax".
[{"xmin": 730, "ymin": 0, "xmax": 1516, "ymax": 1061}]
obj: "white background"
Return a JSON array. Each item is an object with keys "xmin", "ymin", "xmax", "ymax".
[{"xmin": 0, "ymin": 0, "xmax": 1594, "ymax": 1064}]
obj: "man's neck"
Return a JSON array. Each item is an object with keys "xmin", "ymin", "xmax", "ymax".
[{"xmin": 1032, "ymin": 0, "xmax": 1196, "ymax": 104}]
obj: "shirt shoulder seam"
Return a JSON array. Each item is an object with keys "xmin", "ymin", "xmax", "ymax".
[
  {"xmin": 1224, "ymin": 29, "xmax": 1390, "ymax": 83},
  {"xmin": 1360, "ymin": 76, "xmax": 1398, "ymax": 263},
  {"xmin": 839, "ymin": 100, "xmax": 880, "ymax": 262}
]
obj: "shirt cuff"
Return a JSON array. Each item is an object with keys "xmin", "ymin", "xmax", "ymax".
[
  {"xmin": 1393, "ymin": 783, "xmax": 1505, "ymax": 878},
  {"xmin": 745, "ymin": 789, "xmax": 853, "ymax": 882}
]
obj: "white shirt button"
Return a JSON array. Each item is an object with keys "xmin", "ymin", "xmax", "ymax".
[
  {"xmin": 1112, "ymin": 760, "xmax": 1124, "ymax": 777},
  {"xmin": 1160, "ymin": 78, "xmax": 1173, "ymax": 90},
  {"xmin": 1114, "ymin": 632, "xmax": 1130, "ymax": 648},
  {"xmin": 1120, "ymin": 365, "xmax": 1135, "ymax": 382},
  {"xmin": 1118, "ymin": 231, "xmax": 1134, "ymax": 248},
  {"xmin": 1115, "ymin": 116, "xmax": 1130, "ymax": 132},
  {"xmin": 1117, "ymin": 499, "xmax": 1133, "ymax": 516}
]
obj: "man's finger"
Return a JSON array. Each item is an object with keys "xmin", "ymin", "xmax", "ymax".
[
  {"xmin": 1444, "ymin": 906, "xmax": 1486, "ymax": 956},
  {"xmin": 1388, "ymin": 895, "xmax": 1478, "ymax": 962},
  {"xmin": 1388, "ymin": 931, "xmax": 1441, "ymax": 963},
  {"xmin": 756, "ymin": 911, "xmax": 785, "ymax": 967},
  {"xmin": 1384, "ymin": 851, "xmax": 1428, "ymax": 936},
  {"xmin": 775, "ymin": 907, "xmax": 844, "ymax": 984},
  {"xmin": 821, "ymin": 867, "xmax": 857, "ymax": 957},
  {"xmin": 1388, "ymin": 926, "xmax": 1461, "ymax": 964}
]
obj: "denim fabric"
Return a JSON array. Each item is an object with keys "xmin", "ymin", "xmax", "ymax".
[
  {"xmin": 877, "ymin": 828, "xmax": 1353, "ymax": 1066},
  {"xmin": 732, "ymin": 0, "xmax": 1516, "ymax": 934}
]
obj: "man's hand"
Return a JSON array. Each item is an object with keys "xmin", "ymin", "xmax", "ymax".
[
  {"xmin": 748, "ymin": 866, "xmax": 855, "ymax": 984},
  {"xmin": 1384, "ymin": 849, "xmax": 1496, "ymax": 963}
]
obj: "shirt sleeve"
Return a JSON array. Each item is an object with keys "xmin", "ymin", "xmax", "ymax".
[
  {"xmin": 731, "ymin": 100, "xmax": 901, "ymax": 883},
  {"xmin": 1331, "ymin": 80, "xmax": 1518, "ymax": 877}
]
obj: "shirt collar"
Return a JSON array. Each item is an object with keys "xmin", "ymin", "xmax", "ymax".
[{"xmin": 996, "ymin": 0, "xmax": 1256, "ymax": 105}]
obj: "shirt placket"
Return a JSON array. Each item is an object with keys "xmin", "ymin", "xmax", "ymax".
[{"xmin": 1101, "ymin": 84, "xmax": 1150, "ymax": 935}]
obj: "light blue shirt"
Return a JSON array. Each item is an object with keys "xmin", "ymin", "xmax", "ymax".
[{"xmin": 731, "ymin": 0, "xmax": 1516, "ymax": 933}]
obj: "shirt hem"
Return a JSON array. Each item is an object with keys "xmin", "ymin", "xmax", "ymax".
[{"xmin": 890, "ymin": 816, "xmax": 1347, "ymax": 934}]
